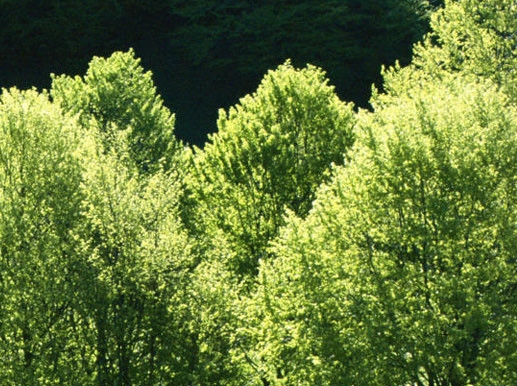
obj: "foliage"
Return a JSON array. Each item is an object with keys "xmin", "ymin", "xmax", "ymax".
[
  {"xmin": 74, "ymin": 128, "xmax": 195, "ymax": 384},
  {"xmin": 383, "ymin": 0, "xmax": 517, "ymax": 100},
  {"xmin": 188, "ymin": 61, "xmax": 355, "ymax": 278},
  {"xmin": 249, "ymin": 74, "xmax": 517, "ymax": 385},
  {"xmin": 51, "ymin": 49, "xmax": 180, "ymax": 173},
  {"xmin": 185, "ymin": 259, "xmax": 249, "ymax": 385},
  {"xmin": 0, "ymin": 2, "xmax": 516, "ymax": 383},
  {"xmin": 416, "ymin": 0, "xmax": 517, "ymax": 76},
  {"xmin": 0, "ymin": 0, "xmax": 123, "ymax": 67},
  {"xmin": 0, "ymin": 88, "xmax": 86, "ymax": 384},
  {"xmin": 0, "ymin": 58, "xmax": 193, "ymax": 384},
  {"xmin": 0, "ymin": 0, "xmax": 436, "ymax": 147},
  {"xmin": 169, "ymin": 0, "xmax": 434, "ymax": 106}
]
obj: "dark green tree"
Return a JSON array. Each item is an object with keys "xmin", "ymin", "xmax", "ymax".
[
  {"xmin": 0, "ymin": 0, "xmax": 437, "ymax": 145},
  {"xmin": 169, "ymin": 0, "xmax": 434, "ymax": 106},
  {"xmin": 0, "ymin": 0, "xmax": 123, "ymax": 68}
]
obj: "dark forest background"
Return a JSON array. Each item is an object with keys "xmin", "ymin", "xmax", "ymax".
[{"xmin": 0, "ymin": 0, "xmax": 442, "ymax": 146}]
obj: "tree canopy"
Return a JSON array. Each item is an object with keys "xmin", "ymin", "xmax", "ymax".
[
  {"xmin": 0, "ymin": 1, "xmax": 516, "ymax": 384},
  {"xmin": 249, "ymin": 74, "xmax": 517, "ymax": 385},
  {"xmin": 187, "ymin": 61, "xmax": 355, "ymax": 278},
  {"xmin": 51, "ymin": 49, "xmax": 181, "ymax": 173},
  {"xmin": 0, "ymin": 88, "xmax": 85, "ymax": 384}
]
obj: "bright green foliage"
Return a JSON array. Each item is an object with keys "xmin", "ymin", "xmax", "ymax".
[
  {"xmin": 51, "ymin": 49, "xmax": 180, "ymax": 172},
  {"xmin": 189, "ymin": 61, "xmax": 355, "ymax": 277},
  {"xmin": 182, "ymin": 62, "xmax": 355, "ymax": 384},
  {"xmin": 2, "ymin": 2, "xmax": 516, "ymax": 382},
  {"xmin": 387, "ymin": 0, "xmax": 517, "ymax": 98},
  {"xmin": 185, "ymin": 260, "xmax": 248, "ymax": 385},
  {"xmin": 74, "ymin": 128, "xmax": 195, "ymax": 384},
  {"xmin": 415, "ymin": 0, "xmax": 517, "ymax": 75},
  {"xmin": 0, "ymin": 88, "xmax": 86, "ymax": 384},
  {"xmin": 0, "ymin": 86, "xmax": 194, "ymax": 385},
  {"xmin": 250, "ymin": 75, "xmax": 517, "ymax": 385}
]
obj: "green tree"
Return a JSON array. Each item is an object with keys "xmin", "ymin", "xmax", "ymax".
[
  {"xmin": 181, "ymin": 61, "xmax": 355, "ymax": 384},
  {"xmin": 188, "ymin": 61, "xmax": 355, "ymax": 278},
  {"xmin": 249, "ymin": 74, "xmax": 517, "ymax": 385},
  {"xmin": 0, "ymin": 0, "xmax": 436, "ymax": 146},
  {"xmin": 0, "ymin": 88, "xmax": 87, "ymax": 384},
  {"xmin": 384, "ymin": 0, "xmax": 517, "ymax": 99},
  {"xmin": 0, "ymin": 56, "xmax": 194, "ymax": 385},
  {"xmin": 51, "ymin": 49, "xmax": 181, "ymax": 173},
  {"xmin": 73, "ymin": 125, "xmax": 195, "ymax": 385},
  {"xmin": 51, "ymin": 50, "xmax": 196, "ymax": 384},
  {"xmin": 184, "ymin": 259, "xmax": 249, "ymax": 385}
]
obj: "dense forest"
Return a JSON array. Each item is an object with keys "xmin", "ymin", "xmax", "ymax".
[
  {"xmin": 1, "ymin": 0, "xmax": 517, "ymax": 385},
  {"xmin": 0, "ymin": 0, "xmax": 440, "ymax": 145}
]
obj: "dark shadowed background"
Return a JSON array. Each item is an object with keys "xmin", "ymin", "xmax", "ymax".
[{"xmin": 0, "ymin": 0, "xmax": 442, "ymax": 146}]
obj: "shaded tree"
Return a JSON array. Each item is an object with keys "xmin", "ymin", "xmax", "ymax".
[
  {"xmin": 0, "ymin": 0, "xmax": 124, "ymax": 68},
  {"xmin": 169, "ymin": 0, "xmax": 434, "ymax": 107},
  {"xmin": 0, "ymin": 0, "xmax": 437, "ymax": 145}
]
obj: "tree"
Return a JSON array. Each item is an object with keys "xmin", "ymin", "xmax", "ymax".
[
  {"xmin": 249, "ymin": 74, "xmax": 517, "ymax": 385},
  {"xmin": 184, "ymin": 259, "xmax": 250, "ymax": 385},
  {"xmin": 0, "ymin": 88, "xmax": 87, "ymax": 384},
  {"xmin": 180, "ymin": 61, "xmax": 355, "ymax": 384},
  {"xmin": 0, "ymin": 55, "xmax": 194, "ymax": 385},
  {"xmin": 72, "ymin": 121, "xmax": 195, "ymax": 385},
  {"xmin": 188, "ymin": 61, "xmax": 355, "ymax": 278},
  {"xmin": 0, "ymin": 0, "xmax": 436, "ymax": 146},
  {"xmin": 51, "ymin": 49, "xmax": 181, "ymax": 173},
  {"xmin": 384, "ymin": 0, "xmax": 517, "ymax": 99},
  {"xmin": 50, "ymin": 49, "xmax": 197, "ymax": 385}
]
